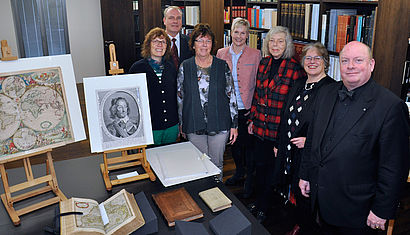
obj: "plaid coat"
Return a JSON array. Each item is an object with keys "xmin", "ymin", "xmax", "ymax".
[{"xmin": 249, "ymin": 56, "xmax": 306, "ymax": 141}]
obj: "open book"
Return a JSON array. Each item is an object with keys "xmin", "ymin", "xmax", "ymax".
[{"xmin": 60, "ymin": 189, "xmax": 145, "ymax": 235}]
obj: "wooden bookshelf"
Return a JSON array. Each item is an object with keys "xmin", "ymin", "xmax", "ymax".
[{"xmin": 220, "ymin": 0, "xmax": 409, "ymax": 96}]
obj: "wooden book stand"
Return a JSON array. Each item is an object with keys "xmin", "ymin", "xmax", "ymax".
[
  {"xmin": 100, "ymin": 146, "xmax": 156, "ymax": 191},
  {"xmin": 100, "ymin": 44, "xmax": 155, "ymax": 191},
  {"xmin": 0, "ymin": 149, "xmax": 66, "ymax": 225},
  {"xmin": 1, "ymin": 40, "xmax": 18, "ymax": 61}
]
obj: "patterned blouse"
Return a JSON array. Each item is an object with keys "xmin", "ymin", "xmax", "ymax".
[{"xmin": 177, "ymin": 61, "xmax": 238, "ymax": 129}]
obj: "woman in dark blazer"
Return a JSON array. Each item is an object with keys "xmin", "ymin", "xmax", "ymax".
[
  {"xmin": 274, "ymin": 42, "xmax": 335, "ymax": 234},
  {"xmin": 129, "ymin": 27, "xmax": 179, "ymax": 145}
]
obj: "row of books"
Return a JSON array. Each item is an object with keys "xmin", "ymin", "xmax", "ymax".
[
  {"xmin": 248, "ymin": 0, "xmax": 278, "ymax": 2},
  {"xmin": 329, "ymin": 55, "xmax": 342, "ymax": 81},
  {"xmin": 248, "ymin": 6, "xmax": 278, "ymax": 29},
  {"xmin": 248, "ymin": 29, "xmax": 267, "ymax": 51},
  {"xmin": 180, "ymin": 6, "xmax": 200, "ymax": 26},
  {"xmin": 280, "ymin": 3, "xmax": 320, "ymax": 41},
  {"xmin": 322, "ymin": 8, "xmax": 377, "ymax": 53},
  {"xmin": 224, "ymin": 6, "xmax": 247, "ymax": 24}
]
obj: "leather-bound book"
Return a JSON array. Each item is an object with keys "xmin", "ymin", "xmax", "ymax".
[{"xmin": 152, "ymin": 187, "xmax": 203, "ymax": 227}]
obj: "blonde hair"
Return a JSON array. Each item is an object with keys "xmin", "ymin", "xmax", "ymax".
[{"xmin": 231, "ymin": 17, "xmax": 250, "ymax": 33}]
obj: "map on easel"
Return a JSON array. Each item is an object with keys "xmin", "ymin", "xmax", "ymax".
[{"xmin": 0, "ymin": 67, "xmax": 74, "ymax": 161}]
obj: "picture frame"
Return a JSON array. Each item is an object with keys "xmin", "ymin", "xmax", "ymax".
[
  {"xmin": 0, "ymin": 55, "xmax": 86, "ymax": 161},
  {"xmin": 83, "ymin": 73, "xmax": 153, "ymax": 152}
]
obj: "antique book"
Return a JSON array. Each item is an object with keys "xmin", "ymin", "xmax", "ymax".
[
  {"xmin": 199, "ymin": 187, "xmax": 232, "ymax": 212},
  {"xmin": 60, "ymin": 189, "xmax": 145, "ymax": 235},
  {"xmin": 152, "ymin": 187, "xmax": 203, "ymax": 227}
]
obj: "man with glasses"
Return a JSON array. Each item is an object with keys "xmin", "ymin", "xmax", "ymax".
[
  {"xmin": 299, "ymin": 41, "xmax": 409, "ymax": 234},
  {"xmin": 163, "ymin": 6, "xmax": 193, "ymax": 69}
]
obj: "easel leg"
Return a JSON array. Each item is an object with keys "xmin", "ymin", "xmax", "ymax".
[
  {"xmin": 0, "ymin": 164, "xmax": 13, "ymax": 208},
  {"xmin": 100, "ymin": 153, "xmax": 113, "ymax": 191},
  {"xmin": 46, "ymin": 152, "xmax": 66, "ymax": 200},
  {"xmin": 0, "ymin": 164, "xmax": 20, "ymax": 225}
]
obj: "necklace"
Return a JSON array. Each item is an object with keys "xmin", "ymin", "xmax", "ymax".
[{"xmin": 304, "ymin": 82, "xmax": 316, "ymax": 90}]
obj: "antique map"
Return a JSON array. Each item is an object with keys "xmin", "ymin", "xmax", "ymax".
[
  {"xmin": 101, "ymin": 192, "xmax": 134, "ymax": 234},
  {"xmin": 0, "ymin": 67, "xmax": 73, "ymax": 160},
  {"xmin": 60, "ymin": 189, "xmax": 142, "ymax": 235}
]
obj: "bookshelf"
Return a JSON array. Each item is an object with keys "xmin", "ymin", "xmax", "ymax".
[
  {"xmin": 167, "ymin": 0, "xmax": 225, "ymax": 51},
  {"xmin": 220, "ymin": 0, "xmax": 409, "ymax": 95}
]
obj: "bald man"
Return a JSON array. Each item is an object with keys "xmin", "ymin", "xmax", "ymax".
[{"xmin": 299, "ymin": 41, "xmax": 409, "ymax": 235}]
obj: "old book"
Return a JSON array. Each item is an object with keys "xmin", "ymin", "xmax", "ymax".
[
  {"xmin": 199, "ymin": 187, "xmax": 232, "ymax": 212},
  {"xmin": 60, "ymin": 189, "xmax": 145, "ymax": 235},
  {"xmin": 152, "ymin": 187, "xmax": 203, "ymax": 227}
]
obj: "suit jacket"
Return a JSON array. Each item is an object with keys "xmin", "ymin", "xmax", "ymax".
[
  {"xmin": 299, "ymin": 80, "xmax": 410, "ymax": 228},
  {"xmin": 216, "ymin": 45, "xmax": 262, "ymax": 110},
  {"xmin": 179, "ymin": 33, "xmax": 193, "ymax": 64}
]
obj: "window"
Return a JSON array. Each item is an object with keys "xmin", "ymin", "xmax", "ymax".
[{"xmin": 11, "ymin": 0, "xmax": 70, "ymax": 58}]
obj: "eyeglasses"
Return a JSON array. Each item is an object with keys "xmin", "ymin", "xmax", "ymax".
[
  {"xmin": 151, "ymin": 40, "xmax": 167, "ymax": 46},
  {"xmin": 304, "ymin": 56, "xmax": 323, "ymax": 62},
  {"xmin": 195, "ymin": 39, "xmax": 212, "ymax": 45}
]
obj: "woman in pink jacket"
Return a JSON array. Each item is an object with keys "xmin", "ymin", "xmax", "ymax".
[{"xmin": 216, "ymin": 18, "xmax": 262, "ymax": 197}]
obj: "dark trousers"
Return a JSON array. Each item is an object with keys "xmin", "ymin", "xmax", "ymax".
[
  {"xmin": 319, "ymin": 213, "xmax": 377, "ymax": 235},
  {"xmin": 293, "ymin": 190, "xmax": 320, "ymax": 235},
  {"xmin": 253, "ymin": 136, "xmax": 276, "ymax": 213},
  {"xmin": 231, "ymin": 109, "xmax": 255, "ymax": 185}
]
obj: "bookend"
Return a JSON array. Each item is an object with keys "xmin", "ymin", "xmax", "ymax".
[
  {"xmin": 100, "ymin": 145, "xmax": 156, "ymax": 191},
  {"xmin": 209, "ymin": 205, "xmax": 251, "ymax": 235},
  {"xmin": 131, "ymin": 191, "xmax": 158, "ymax": 235},
  {"xmin": 0, "ymin": 149, "xmax": 67, "ymax": 225}
]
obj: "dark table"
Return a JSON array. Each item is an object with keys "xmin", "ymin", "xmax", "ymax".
[{"xmin": 0, "ymin": 154, "xmax": 270, "ymax": 234}]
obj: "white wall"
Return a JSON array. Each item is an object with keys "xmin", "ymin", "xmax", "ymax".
[
  {"xmin": 0, "ymin": 0, "xmax": 105, "ymax": 83},
  {"xmin": 0, "ymin": 1, "xmax": 18, "ymax": 57},
  {"xmin": 66, "ymin": 0, "xmax": 105, "ymax": 82}
]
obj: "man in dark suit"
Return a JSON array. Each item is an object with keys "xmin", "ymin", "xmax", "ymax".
[
  {"xmin": 299, "ymin": 41, "xmax": 409, "ymax": 235},
  {"xmin": 163, "ymin": 6, "xmax": 193, "ymax": 68}
]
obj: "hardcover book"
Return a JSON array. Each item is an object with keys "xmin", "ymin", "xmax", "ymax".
[
  {"xmin": 152, "ymin": 187, "xmax": 203, "ymax": 227},
  {"xmin": 199, "ymin": 187, "xmax": 232, "ymax": 212},
  {"xmin": 60, "ymin": 189, "xmax": 145, "ymax": 235}
]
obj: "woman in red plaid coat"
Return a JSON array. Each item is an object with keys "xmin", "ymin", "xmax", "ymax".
[{"xmin": 247, "ymin": 26, "xmax": 306, "ymax": 223}]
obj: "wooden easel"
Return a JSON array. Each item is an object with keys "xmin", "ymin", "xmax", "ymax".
[
  {"xmin": 0, "ymin": 149, "xmax": 66, "ymax": 225},
  {"xmin": 1, "ymin": 40, "xmax": 18, "ymax": 61},
  {"xmin": 100, "ymin": 44, "xmax": 155, "ymax": 191},
  {"xmin": 108, "ymin": 43, "xmax": 124, "ymax": 75}
]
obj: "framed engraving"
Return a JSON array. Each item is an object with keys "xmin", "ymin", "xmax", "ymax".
[{"xmin": 84, "ymin": 74, "xmax": 153, "ymax": 152}]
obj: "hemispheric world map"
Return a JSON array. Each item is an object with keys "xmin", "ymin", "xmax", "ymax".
[{"xmin": 0, "ymin": 67, "xmax": 73, "ymax": 160}]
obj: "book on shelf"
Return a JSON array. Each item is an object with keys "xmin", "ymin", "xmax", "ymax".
[
  {"xmin": 60, "ymin": 189, "xmax": 145, "ymax": 235},
  {"xmin": 232, "ymin": 5, "xmax": 247, "ymax": 19},
  {"xmin": 327, "ymin": 9, "xmax": 357, "ymax": 52},
  {"xmin": 310, "ymin": 4, "xmax": 320, "ymax": 41},
  {"xmin": 224, "ymin": 7, "xmax": 230, "ymax": 24},
  {"xmin": 248, "ymin": 6, "xmax": 277, "ymax": 29},
  {"xmin": 185, "ymin": 6, "xmax": 200, "ymax": 26},
  {"xmin": 152, "ymin": 187, "xmax": 203, "ymax": 227},
  {"xmin": 325, "ymin": 8, "xmax": 377, "ymax": 52},
  {"xmin": 199, "ymin": 187, "xmax": 232, "ymax": 212}
]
